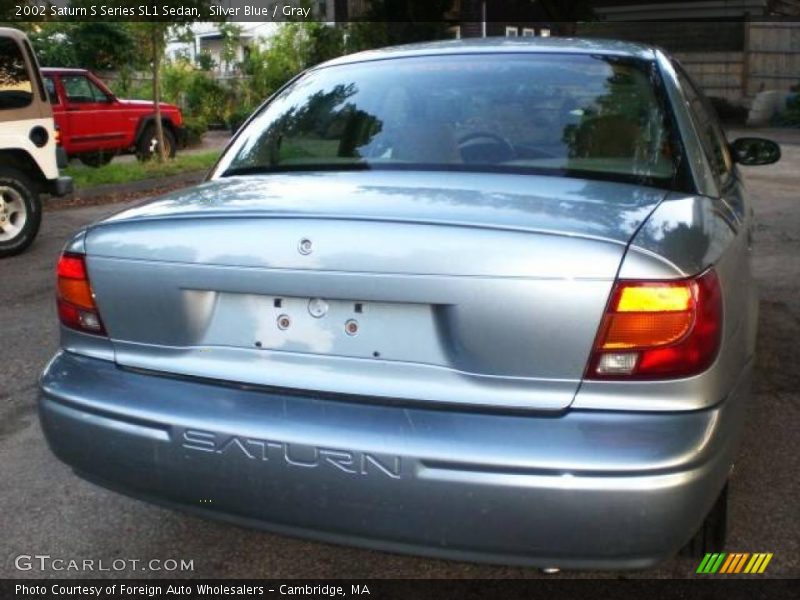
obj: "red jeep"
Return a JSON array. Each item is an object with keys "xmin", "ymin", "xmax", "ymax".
[{"xmin": 42, "ymin": 68, "xmax": 185, "ymax": 167}]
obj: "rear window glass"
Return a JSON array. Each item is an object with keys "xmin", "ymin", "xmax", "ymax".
[
  {"xmin": 0, "ymin": 38, "xmax": 33, "ymax": 110},
  {"xmin": 222, "ymin": 53, "xmax": 680, "ymax": 189}
]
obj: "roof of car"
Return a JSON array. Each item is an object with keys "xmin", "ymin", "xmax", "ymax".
[
  {"xmin": 318, "ymin": 37, "xmax": 658, "ymax": 70},
  {"xmin": 0, "ymin": 27, "xmax": 30, "ymax": 41},
  {"xmin": 41, "ymin": 67, "xmax": 89, "ymax": 74}
]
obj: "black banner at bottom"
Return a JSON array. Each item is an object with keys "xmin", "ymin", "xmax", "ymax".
[{"xmin": 3, "ymin": 579, "xmax": 797, "ymax": 600}]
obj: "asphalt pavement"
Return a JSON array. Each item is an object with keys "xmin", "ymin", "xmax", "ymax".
[{"xmin": 1, "ymin": 131, "xmax": 798, "ymax": 579}]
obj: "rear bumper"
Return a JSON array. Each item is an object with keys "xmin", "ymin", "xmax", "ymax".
[
  {"xmin": 39, "ymin": 351, "xmax": 749, "ymax": 570},
  {"xmin": 46, "ymin": 175, "xmax": 73, "ymax": 197},
  {"xmin": 56, "ymin": 145, "xmax": 69, "ymax": 169}
]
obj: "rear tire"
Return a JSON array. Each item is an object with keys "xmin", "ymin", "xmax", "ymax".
[
  {"xmin": 136, "ymin": 124, "xmax": 176, "ymax": 162},
  {"xmin": 680, "ymin": 482, "xmax": 728, "ymax": 558},
  {"xmin": 0, "ymin": 167, "xmax": 42, "ymax": 258}
]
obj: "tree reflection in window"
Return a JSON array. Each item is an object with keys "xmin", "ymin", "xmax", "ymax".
[
  {"xmin": 238, "ymin": 83, "xmax": 383, "ymax": 168},
  {"xmin": 562, "ymin": 59, "xmax": 672, "ymax": 178},
  {"xmin": 0, "ymin": 38, "xmax": 33, "ymax": 110}
]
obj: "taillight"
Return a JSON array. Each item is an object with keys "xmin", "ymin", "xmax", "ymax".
[
  {"xmin": 56, "ymin": 253, "xmax": 106, "ymax": 335},
  {"xmin": 586, "ymin": 269, "xmax": 722, "ymax": 379}
]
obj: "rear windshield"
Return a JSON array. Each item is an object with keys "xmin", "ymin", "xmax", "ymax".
[
  {"xmin": 0, "ymin": 37, "xmax": 33, "ymax": 110},
  {"xmin": 221, "ymin": 53, "xmax": 680, "ymax": 188}
]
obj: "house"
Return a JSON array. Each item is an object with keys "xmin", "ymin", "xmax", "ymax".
[
  {"xmin": 166, "ymin": 23, "xmax": 279, "ymax": 73},
  {"xmin": 332, "ymin": 0, "xmax": 567, "ymax": 39},
  {"xmin": 581, "ymin": 1, "xmax": 800, "ymax": 104}
]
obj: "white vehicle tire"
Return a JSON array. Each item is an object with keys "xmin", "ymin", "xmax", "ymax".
[{"xmin": 0, "ymin": 167, "xmax": 42, "ymax": 258}]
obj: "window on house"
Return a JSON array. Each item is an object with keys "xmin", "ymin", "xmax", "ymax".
[
  {"xmin": 505, "ymin": 26, "xmax": 519, "ymax": 37},
  {"xmin": 541, "ymin": 28, "xmax": 551, "ymax": 37},
  {"xmin": 522, "ymin": 28, "xmax": 536, "ymax": 37}
]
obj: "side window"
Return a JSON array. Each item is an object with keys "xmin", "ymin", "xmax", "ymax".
[
  {"xmin": 63, "ymin": 76, "xmax": 109, "ymax": 104},
  {"xmin": 0, "ymin": 37, "xmax": 33, "ymax": 110},
  {"xmin": 63, "ymin": 76, "xmax": 93, "ymax": 103},
  {"xmin": 87, "ymin": 78, "xmax": 110, "ymax": 103},
  {"xmin": 44, "ymin": 77, "xmax": 59, "ymax": 105},
  {"xmin": 675, "ymin": 65, "xmax": 733, "ymax": 182}
]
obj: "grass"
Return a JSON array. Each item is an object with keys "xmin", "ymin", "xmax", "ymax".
[{"xmin": 64, "ymin": 151, "xmax": 222, "ymax": 189}]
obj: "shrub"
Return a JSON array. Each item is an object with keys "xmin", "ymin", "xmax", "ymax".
[
  {"xmin": 186, "ymin": 74, "xmax": 232, "ymax": 127},
  {"xmin": 228, "ymin": 105, "xmax": 256, "ymax": 133},
  {"xmin": 161, "ymin": 62, "xmax": 235, "ymax": 129},
  {"xmin": 183, "ymin": 116, "xmax": 209, "ymax": 146},
  {"xmin": 111, "ymin": 75, "xmax": 152, "ymax": 101},
  {"xmin": 771, "ymin": 90, "xmax": 800, "ymax": 128},
  {"xmin": 162, "ymin": 60, "xmax": 196, "ymax": 106},
  {"xmin": 196, "ymin": 51, "xmax": 216, "ymax": 72},
  {"xmin": 240, "ymin": 23, "xmax": 344, "ymax": 107}
]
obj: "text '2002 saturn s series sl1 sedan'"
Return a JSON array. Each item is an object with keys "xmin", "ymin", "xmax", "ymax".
[{"xmin": 40, "ymin": 38, "xmax": 781, "ymax": 570}]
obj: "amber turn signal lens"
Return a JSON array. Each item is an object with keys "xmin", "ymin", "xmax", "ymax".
[
  {"xmin": 586, "ymin": 270, "xmax": 722, "ymax": 380},
  {"xmin": 616, "ymin": 284, "xmax": 693, "ymax": 312},
  {"xmin": 600, "ymin": 311, "xmax": 694, "ymax": 350},
  {"xmin": 55, "ymin": 253, "xmax": 106, "ymax": 336},
  {"xmin": 57, "ymin": 277, "xmax": 95, "ymax": 310}
]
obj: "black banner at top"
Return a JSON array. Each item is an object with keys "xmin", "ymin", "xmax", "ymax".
[{"xmin": 3, "ymin": 0, "xmax": 800, "ymax": 23}]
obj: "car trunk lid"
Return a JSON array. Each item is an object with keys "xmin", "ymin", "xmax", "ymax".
[{"xmin": 84, "ymin": 171, "xmax": 666, "ymax": 411}]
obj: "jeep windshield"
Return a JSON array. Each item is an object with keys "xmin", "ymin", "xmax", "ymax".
[
  {"xmin": 0, "ymin": 37, "xmax": 33, "ymax": 110},
  {"xmin": 220, "ymin": 53, "xmax": 681, "ymax": 189}
]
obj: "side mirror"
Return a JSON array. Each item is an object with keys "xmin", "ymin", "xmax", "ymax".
[{"xmin": 731, "ymin": 137, "xmax": 781, "ymax": 166}]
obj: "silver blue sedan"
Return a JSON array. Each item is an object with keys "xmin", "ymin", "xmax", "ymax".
[{"xmin": 40, "ymin": 38, "xmax": 780, "ymax": 570}]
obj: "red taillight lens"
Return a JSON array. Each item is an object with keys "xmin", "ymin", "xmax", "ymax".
[
  {"xmin": 56, "ymin": 253, "xmax": 106, "ymax": 335},
  {"xmin": 586, "ymin": 269, "xmax": 722, "ymax": 379}
]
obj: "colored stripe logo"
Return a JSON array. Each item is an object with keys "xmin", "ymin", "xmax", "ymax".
[{"xmin": 696, "ymin": 552, "xmax": 773, "ymax": 574}]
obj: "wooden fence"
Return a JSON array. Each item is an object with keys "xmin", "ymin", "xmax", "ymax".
[
  {"xmin": 578, "ymin": 21, "xmax": 800, "ymax": 104},
  {"xmin": 745, "ymin": 22, "xmax": 800, "ymax": 97}
]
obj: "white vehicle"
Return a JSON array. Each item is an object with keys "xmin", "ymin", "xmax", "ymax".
[{"xmin": 0, "ymin": 27, "xmax": 72, "ymax": 257}]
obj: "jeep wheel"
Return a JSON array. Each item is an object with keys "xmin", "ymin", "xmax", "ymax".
[
  {"xmin": 0, "ymin": 168, "xmax": 42, "ymax": 258},
  {"xmin": 679, "ymin": 482, "xmax": 728, "ymax": 558},
  {"xmin": 136, "ymin": 125, "xmax": 176, "ymax": 162},
  {"xmin": 80, "ymin": 151, "xmax": 115, "ymax": 168}
]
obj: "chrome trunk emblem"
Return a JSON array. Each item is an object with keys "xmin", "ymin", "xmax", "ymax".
[{"xmin": 298, "ymin": 238, "xmax": 313, "ymax": 255}]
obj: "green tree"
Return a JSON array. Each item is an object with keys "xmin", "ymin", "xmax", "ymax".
[
  {"xmin": 72, "ymin": 23, "xmax": 136, "ymax": 71},
  {"xmin": 242, "ymin": 22, "xmax": 344, "ymax": 106},
  {"xmin": 195, "ymin": 49, "xmax": 216, "ymax": 71},
  {"xmin": 129, "ymin": 1, "xmax": 215, "ymax": 161},
  {"xmin": 25, "ymin": 23, "xmax": 78, "ymax": 67},
  {"xmin": 218, "ymin": 22, "xmax": 242, "ymax": 72},
  {"xmin": 304, "ymin": 22, "xmax": 345, "ymax": 67},
  {"xmin": 21, "ymin": 22, "xmax": 136, "ymax": 70},
  {"xmin": 536, "ymin": 0, "xmax": 596, "ymax": 34}
]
